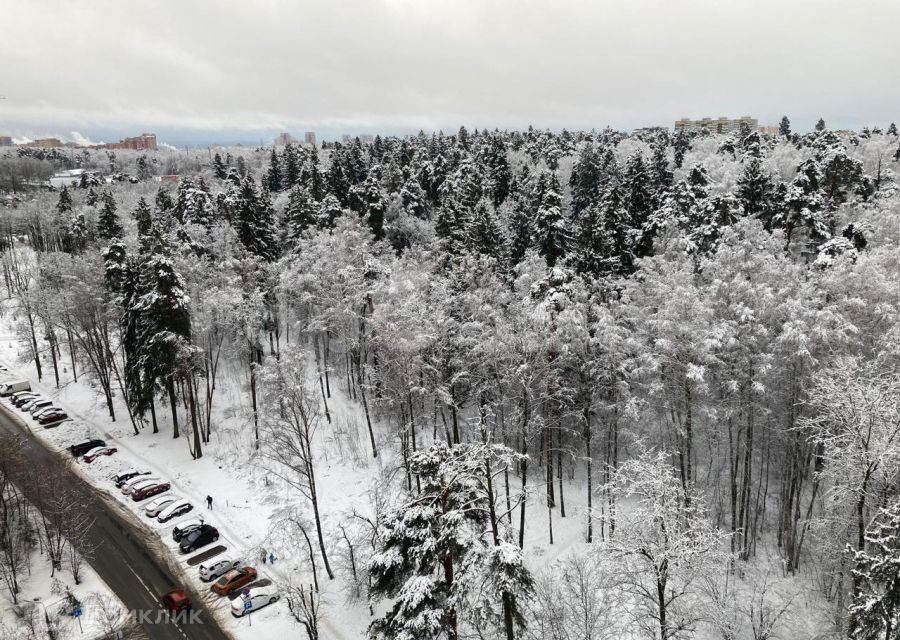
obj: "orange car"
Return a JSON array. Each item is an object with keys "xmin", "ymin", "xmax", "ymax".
[{"xmin": 211, "ymin": 567, "xmax": 258, "ymax": 596}]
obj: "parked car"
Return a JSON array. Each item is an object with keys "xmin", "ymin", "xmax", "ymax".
[
  {"xmin": 31, "ymin": 403, "xmax": 57, "ymax": 416},
  {"xmin": 158, "ymin": 499, "xmax": 193, "ymax": 523},
  {"xmin": 198, "ymin": 556, "xmax": 240, "ymax": 582},
  {"xmin": 179, "ymin": 524, "xmax": 219, "ymax": 553},
  {"xmin": 32, "ymin": 405, "xmax": 59, "ymax": 417},
  {"xmin": 12, "ymin": 393, "xmax": 38, "ymax": 408},
  {"xmin": 38, "ymin": 411, "xmax": 68, "ymax": 425},
  {"xmin": 8, "ymin": 390, "xmax": 34, "ymax": 403},
  {"xmin": 122, "ymin": 476, "xmax": 159, "ymax": 495},
  {"xmin": 211, "ymin": 567, "xmax": 257, "ymax": 596},
  {"xmin": 172, "ymin": 519, "xmax": 204, "ymax": 542},
  {"xmin": 69, "ymin": 439, "xmax": 106, "ymax": 458},
  {"xmin": 144, "ymin": 495, "xmax": 179, "ymax": 518},
  {"xmin": 0, "ymin": 380, "xmax": 31, "ymax": 396},
  {"xmin": 83, "ymin": 446, "xmax": 117, "ymax": 463},
  {"xmin": 133, "ymin": 482, "xmax": 171, "ymax": 502},
  {"xmin": 22, "ymin": 398, "xmax": 50, "ymax": 412},
  {"xmin": 161, "ymin": 589, "xmax": 192, "ymax": 614},
  {"xmin": 113, "ymin": 470, "xmax": 150, "ymax": 488},
  {"xmin": 230, "ymin": 585, "xmax": 280, "ymax": 617}
]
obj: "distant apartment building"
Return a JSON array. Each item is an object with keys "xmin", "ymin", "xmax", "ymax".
[
  {"xmin": 95, "ymin": 133, "xmax": 157, "ymax": 150},
  {"xmin": 0, "ymin": 136, "xmax": 12, "ymax": 147},
  {"xmin": 674, "ymin": 116, "xmax": 758, "ymax": 134},
  {"xmin": 304, "ymin": 131, "xmax": 316, "ymax": 146},
  {"xmin": 25, "ymin": 137, "xmax": 65, "ymax": 148},
  {"xmin": 341, "ymin": 134, "xmax": 352, "ymax": 144},
  {"xmin": 274, "ymin": 132, "xmax": 296, "ymax": 146},
  {"xmin": 757, "ymin": 124, "xmax": 781, "ymax": 136}
]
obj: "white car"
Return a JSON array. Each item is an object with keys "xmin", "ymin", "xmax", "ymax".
[
  {"xmin": 32, "ymin": 406, "xmax": 59, "ymax": 419},
  {"xmin": 158, "ymin": 499, "xmax": 193, "ymax": 523},
  {"xmin": 122, "ymin": 477, "xmax": 160, "ymax": 495},
  {"xmin": 230, "ymin": 586, "xmax": 280, "ymax": 617},
  {"xmin": 199, "ymin": 556, "xmax": 241, "ymax": 582},
  {"xmin": 30, "ymin": 401, "xmax": 55, "ymax": 415},
  {"xmin": 144, "ymin": 495, "xmax": 179, "ymax": 518},
  {"xmin": 23, "ymin": 398, "xmax": 50, "ymax": 412}
]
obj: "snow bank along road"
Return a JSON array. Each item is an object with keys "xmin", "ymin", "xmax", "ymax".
[{"xmin": 0, "ymin": 403, "xmax": 232, "ymax": 640}]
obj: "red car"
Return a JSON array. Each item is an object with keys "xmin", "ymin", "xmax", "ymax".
[
  {"xmin": 161, "ymin": 588, "xmax": 192, "ymax": 613},
  {"xmin": 211, "ymin": 566, "xmax": 258, "ymax": 596},
  {"xmin": 83, "ymin": 446, "xmax": 118, "ymax": 463},
  {"xmin": 132, "ymin": 482, "xmax": 171, "ymax": 502}
]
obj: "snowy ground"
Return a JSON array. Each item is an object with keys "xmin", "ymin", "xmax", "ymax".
[
  {"xmin": 0, "ymin": 492, "xmax": 126, "ymax": 640},
  {"xmin": 0, "ymin": 304, "xmax": 834, "ymax": 639}
]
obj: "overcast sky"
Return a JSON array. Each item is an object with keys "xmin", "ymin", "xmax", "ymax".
[{"xmin": 2, "ymin": 0, "xmax": 898, "ymax": 145}]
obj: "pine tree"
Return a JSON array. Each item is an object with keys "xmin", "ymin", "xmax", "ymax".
[
  {"xmin": 97, "ymin": 191, "xmax": 123, "ymax": 241},
  {"xmin": 849, "ymin": 498, "xmax": 900, "ymax": 640},
  {"xmin": 569, "ymin": 144, "xmax": 601, "ymax": 216},
  {"xmin": 888, "ymin": 122, "xmax": 898, "ymax": 137},
  {"xmin": 85, "ymin": 187, "xmax": 99, "ymax": 207},
  {"xmin": 282, "ymin": 144, "xmax": 301, "ymax": 187},
  {"xmin": 467, "ymin": 199, "xmax": 507, "ymax": 264},
  {"xmin": 155, "ymin": 187, "xmax": 174, "ymax": 214},
  {"xmin": 361, "ymin": 169, "xmax": 387, "ymax": 241},
  {"xmin": 779, "ymin": 115, "xmax": 792, "ymax": 137},
  {"xmin": 266, "ymin": 149, "xmax": 282, "ymax": 192},
  {"xmin": 317, "ymin": 194, "xmax": 343, "ymax": 229},
  {"xmin": 285, "ymin": 186, "xmax": 318, "ymax": 243},
  {"xmin": 534, "ymin": 172, "xmax": 567, "ymax": 268},
  {"xmin": 137, "ymin": 253, "xmax": 192, "ymax": 439},
  {"xmin": 213, "ymin": 153, "xmax": 227, "ymax": 180},
  {"xmin": 369, "ymin": 442, "xmax": 532, "ymax": 640},
  {"xmin": 506, "ymin": 192, "xmax": 533, "ymax": 265},
  {"xmin": 815, "ymin": 117, "xmax": 827, "ymax": 131},
  {"xmin": 736, "ymin": 156, "xmax": 777, "ymax": 222},
  {"xmin": 673, "ymin": 130, "xmax": 691, "ymax": 169},
  {"xmin": 57, "ymin": 186, "xmax": 73, "ymax": 215}
]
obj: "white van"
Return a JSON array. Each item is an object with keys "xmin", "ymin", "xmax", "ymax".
[{"xmin": 0, "ymin": 380, "xmax": 31, "ymax": 396}]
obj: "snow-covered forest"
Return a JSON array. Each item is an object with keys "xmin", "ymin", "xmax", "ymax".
[{"xmin": 1, "ymin": 119, "xmax": 899, "ymax": 640}]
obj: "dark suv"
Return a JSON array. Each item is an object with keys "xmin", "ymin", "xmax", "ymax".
[
  {"xmin": 179, "ymin": 524, "xmax": 219, "ymax": 554},
  {"xmin": 70, "ymin": 439, "xmax": 106, "ymax": 457}
]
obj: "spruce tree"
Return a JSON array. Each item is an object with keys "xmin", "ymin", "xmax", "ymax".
[
  {"xmin": 888, "ymin": 122, "xmax": 898, "ymax": 136},
  {"xmin": 673, "ymin": 130, "xmax": 691, "ymax": 168},
  {"xmin": 85, "ymin": 187, "xmax": 99, "ymax": 207},
  {"xmin": 285, "ymin": 186, "xmax": 318, "ymax": 243},
  {"xmin": 779, "ymin": 115, "xmax": 792, "ymax": 137},
  {"xmin": 213, "ymin": 153, "xmax": 227, "ymax": 179},
  {"xmin": 467, "ymin": 199, "xmax": 507, "ymax": 264},
  {"xmin": 361, "ymin": 169, "xmax": 387, "ymax": 241},
  {"xmin": 57, "ymin": 186, "xmax": 73, "ymax": 215},
  {"xmin": 534, "ymin": 172, "xmax": 567, "ymax": 268},
  {"xmin": 569, "ymin": 144, "xmax": 601, "ymax": 216},
  {"xmin": 97, "ymin": 191, "xmax": 123, "ymax": 241},
  {"xmin": 815, "ymin": 117, "xmax": 827, "ymax": 131},
  {"xmin": 849, "ymin": 498, "xmax": 900, "ymax": 640},
  {"xmin": 736, "ymin": 156, "xmax": 777, "ymax": 222},
  {"xmin": 506, "ymin": 192, "xmax": 533, "ymax": 265},
  {"xmin": 155, "ymin": 187, "xmax": 174, "ymax": 214},
  {"xmin": 266, "ymin": 149, "xmax": 282, "ymax": 192}
]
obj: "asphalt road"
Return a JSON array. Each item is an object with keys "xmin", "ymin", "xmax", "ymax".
[{"xmin": 0, "ymin": 405, "xmax": 232, "ymax": 640}]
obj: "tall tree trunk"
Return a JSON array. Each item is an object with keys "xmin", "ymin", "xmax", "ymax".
[{"xmin": 167, "ymin": 379, "xmax": 180, "ymax": 438}]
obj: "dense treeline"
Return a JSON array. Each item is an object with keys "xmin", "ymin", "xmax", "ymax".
[{"xmin": 0, "ymin": 119, "xmax": 899, "ymax": 639}]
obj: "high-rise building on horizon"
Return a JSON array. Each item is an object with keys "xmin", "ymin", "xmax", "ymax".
[{"xmin": 304, "ymin": 131, "xmax": 316, "ymax": 146}]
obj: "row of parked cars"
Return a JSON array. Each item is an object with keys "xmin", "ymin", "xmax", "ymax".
[
  {"xmin": 69, "ymin": 434, "xmax": 279, "ymax": 617},
  {"xmin": 0, "ymin": 380, "xmax": 69, "ymax": 426}
]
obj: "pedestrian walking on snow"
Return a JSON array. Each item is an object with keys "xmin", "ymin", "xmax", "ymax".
[
  {"xmin": 206, "ymin": 495, "xmax": 213, "ymax": 510},
  {"xmin": 261, "ymin": 548, "xmax": 267, "ymax": 564}
]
